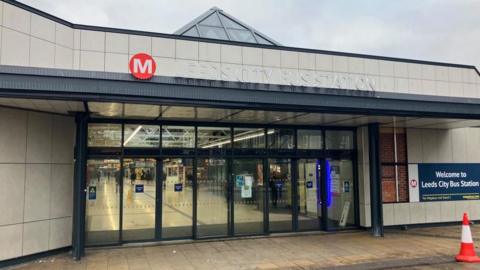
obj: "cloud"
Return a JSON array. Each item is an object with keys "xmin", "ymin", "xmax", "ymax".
[{"xmin": 18, "ymin": 0, "xmax": 480, "ymax": 68}]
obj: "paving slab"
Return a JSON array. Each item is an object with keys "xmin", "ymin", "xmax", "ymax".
[{"xmin": 4, "ymin": 226, "xmax": 480, "ymax": 270}]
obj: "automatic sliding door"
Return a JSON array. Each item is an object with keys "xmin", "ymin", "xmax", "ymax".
[
  {"xmin": 122, "ymin": 158, "xmax": 156, "ymax": 241},
  {"xmin": 85, "ymin": 159, "xmax": 121, "ymax": 245},
  {"xmin": 297, "ymin": 159, "xmax": 321, "ymax": 231},
  {"xmin": 162, "ymin": 158, "xmax": 194, "ymax": 239},
  {"xmin": 326, "ymin": 158, "xmax": 355, "ymax": 229},
  {"xmin": 196, "ymin": 158, "xmax": 228, "ymax": 237},
  {"xmin": 233, "ymin": 159, "xmax": 264, "ymax": 235},
  {"xmin": 268, "ymin": 159, "xmax": 292, "ymax": 232}
]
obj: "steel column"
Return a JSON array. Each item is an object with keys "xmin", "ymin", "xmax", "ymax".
[
  {"xmin": 368, "ymin": 123, "xmax": 384, "ymax": 237},
  {"xmin": 72, "ymin": 113, "xmax": 88, "ymax": 260}
]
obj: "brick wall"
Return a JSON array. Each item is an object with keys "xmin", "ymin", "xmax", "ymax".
[{"xmin": 379, "ymin": 128, "xmax": 409, "ymax": 203}]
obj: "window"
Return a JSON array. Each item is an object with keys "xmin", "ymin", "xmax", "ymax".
[
  {"xmin": 197, "ymin": 127, "xmax": 231, "ymax": 149},
  {"xmin": 88, "ymin": 123, "xmax": 122, "ymax": 147},
  {"xmin": 123, "ymin": 125, "xmax": 160, "ymax": 148},
  {"xmin": 297, "ymin": 129, "xmax": 323, "ymax": 149},
  {"xmin": 233, "ymin": 128, "xmax": 265, "ymax": 148},
  {"xmin": 380, "ymin": 127, "xmax": 408, "ymax": 203},
  {"xmin": 162, "ymin": 126, "xmax": 195, "ymax": 148},
  {"xmin": 267, "ymin": 129, "xmax": 294, "ymax": 149},
  {"xmin": 325, "ymin": 130, "xmax": 353, "ymax": 150}
]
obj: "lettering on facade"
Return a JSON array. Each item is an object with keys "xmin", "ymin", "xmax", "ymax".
[{"xmin": 176, "ymin": 61, "xmax": 376, "ymax": 91}]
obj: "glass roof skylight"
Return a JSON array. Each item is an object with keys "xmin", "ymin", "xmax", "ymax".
[{"xmin": 174, "ymin": 7, "xmax": 280, "ymax": 46}]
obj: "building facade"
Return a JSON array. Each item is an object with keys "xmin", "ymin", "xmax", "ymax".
[{"xmin": 0, "ymin": 0, "xmax": 480, "ymax": 264}]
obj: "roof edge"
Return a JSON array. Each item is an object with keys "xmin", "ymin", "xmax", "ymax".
[{"xmin": 3, "ymin": 0, "xmax": 480, "ymax": 74}]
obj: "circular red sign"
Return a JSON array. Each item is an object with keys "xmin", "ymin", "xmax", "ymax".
[
  {"xmin": 410, "ymin": 179, "xmax": 418, "ymax": 188},
  {"xmin": 129, "ymin": 53, "xmax": 156, "ymax": 80}
]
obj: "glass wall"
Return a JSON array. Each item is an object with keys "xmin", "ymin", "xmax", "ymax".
[
  {"xmin": 233, "ymin": 159, "xmax": 264, "ymax": 235},
  {"xmin": 196, "ymin": 158, "xmax": 229, "ymax": 237},
  {"xmin": 86, "ymin": 122, "xmax": 357, "ymax": 244},
  {"xmin": 268, "ymin": 159, "xmax": 292, "ymax": 232},
  {"xmin": 85, "ymin": 159, "xmax": 121, "ymax": 245},
  {"xmin": 326, "ymin": 159, "xmax": 355, "ymax": 229},
  {"xmin": 162, "ymin": 158, "xmax": 194, "ymax": 238},
  {"xmin": 122, "ymin": 158, "xmax": 156, "ymax": 241},
  {"xmin": 297, "ymin": 159, "xmax": 321, "ymax": 230}
]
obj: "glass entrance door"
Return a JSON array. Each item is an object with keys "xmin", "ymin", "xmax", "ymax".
[
  {"xmin": 122, "ymin": 158, "xmax": 156, "ymax": 241},
  {"xmin": 85, "ymin": 159, "xmax": 121, "ymax": 245},
  {"xmin": 196, "ymin": 158, "xmax": 229, "ymax": 237},
  {"xmin": 297, "ymin": 159, "xmax": 321, "ymax": 231},
  {"xmin": 326, "ymin": 158, "xmax": 355, "ymax": 229},
  {"xmin": 268, "ymin": 159, "xmax": 292, "ymax": 232},
  {"xmin": 162, "ymin": 158, "xmax": 194, "ymax": 239}
]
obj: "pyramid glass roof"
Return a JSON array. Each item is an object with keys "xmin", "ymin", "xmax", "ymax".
[{"xmin": 174, "ymin": 7, "xmax": 280, "ymax": 46}]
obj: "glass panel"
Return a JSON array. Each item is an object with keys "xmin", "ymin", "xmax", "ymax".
[
  {"xmin": 268, "ymin": 159, "xmax": 292, "ymax": 232},
  {"xmin": 254, "ymin": 33, "xmax": 274, "ymax": 45},
  {"xmin": 227, "ymin": 29, "xmax": 256, "ymax": 43},
  {"xmin": 219, "ymin": 14, "xmax": 246, "ymax": 30},
  {"xmin": 197, "ymin": 127, "xmax": 231, "ymax": 149},
  {"xmin": 233, "ymin": 128, "xmax": 265, "ymax": 148},
  {"xmin": 123, "ymin": 125, "xmax": 160, "ymax": 148},
  {"xmin": 297, "ymin": 130, "xmax": 323, "ymax": 149},
  {"xmin": 85, "ymin": 159, "xmax": 120, "ymax": 245},
  {"xmin": 88, "ymin": 123, "xmax": 122, "ymax": 147},
  {"xmin": 233, "ymin": 159, "xmax": 264, "ymax": 235},
  {"xmin": 325, "ymin": 130, "xmax": 354, "ymax": 150},
  {"xmin": 199, "ymin": 13, "xmax": 223, "ymax": 27},
  {"xmin": 297, "ymin": 159, "xmax": 321, "ymax": 231},
  {"xmin": 162, "ymin": 158, "xmax": 194, "ymax": 238},
  {"xmin": 267, "ymin": 129, "xmax": 294, "ymax": 149},
  {"xmin": 197, "ymin": 25, "xmax": 228, "ymax": 40},
  {"xmin": 162, "ymin": 126, "xmax": 195, "ymax": 148},
  {"xmin": 183, "ymin": 27, "xmax": 199, "ymax": 37},
  {"xmin": 122, "ymin": 158, "xmax": 156, "ymax": 241},
  {"xmin": 326, "ymin": 159, "xmax": 355, "ymax": 229},
  {"xmin": 196, "ymin": 158, "xmax": 228, "ymax": 237}
]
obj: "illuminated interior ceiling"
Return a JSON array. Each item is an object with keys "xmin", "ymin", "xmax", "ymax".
[
  {"xmin": 0, "ymin": 98, "xmax": 479, "ymax": 129},
  {"xmin": 174, "ymin": 7, "xmax": 281, "ymax": 46}
]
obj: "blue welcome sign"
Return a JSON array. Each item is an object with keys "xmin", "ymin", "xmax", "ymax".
[{"xmin": 417, "ymin": 163, "xmax": 480, "ymax": 201}]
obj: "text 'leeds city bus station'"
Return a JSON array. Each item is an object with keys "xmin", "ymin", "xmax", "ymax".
[{"xmin": 0, "ymin": 0, "xmax": 480, "ymax": 264}]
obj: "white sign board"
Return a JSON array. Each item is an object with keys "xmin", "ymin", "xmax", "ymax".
[
  {"xmin": 339, "ymin": 201, "xmax": 351, "ymax": 227},
  {"xmin": 408, "ymin": 164, "xmax": 420, "ymax": 202}
]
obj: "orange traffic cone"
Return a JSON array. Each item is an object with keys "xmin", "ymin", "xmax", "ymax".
[{"xmin": 456, "ymin": 213, "xmax": 480, "ymax": 263}]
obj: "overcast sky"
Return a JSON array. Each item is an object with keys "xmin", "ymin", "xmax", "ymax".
[{"xmin": 19, "ymin": 0, "xmax": 480, "ymax": 69}]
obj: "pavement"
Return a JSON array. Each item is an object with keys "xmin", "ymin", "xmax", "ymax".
[{"xmin": 5, "ymin": 224, "xmax": 480, "ymax": 270}]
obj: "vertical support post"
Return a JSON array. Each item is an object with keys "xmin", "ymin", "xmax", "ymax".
[
  {"xmin": 368, "ymin": 123, "xmax": 384, "ymax": 237},
  {"xmin": 72, "ymin": 113, "xmax": 88, "ymax": 260}
]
